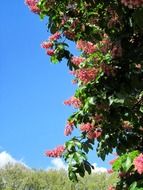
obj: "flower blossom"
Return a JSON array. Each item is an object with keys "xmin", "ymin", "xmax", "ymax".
[
  {"xmin": 71, "ymin": 56, "xmax": 86, "ymax": 66},
  {"xmin": 111, "ymin": 44, "xmax": 122, "ymax": 58},
  {"xmin": 108, "ymin": 186, "xmax": 116, "ymax": 190},
  {"xmin": 45, "ymin": 145, "xmax": 65, "ymax": 157},
  {"xmin": 80, "ymin": 123, "xmax": 93, "ymax": 132},
  {"xmin": 107, "ymin": 169, "xmax": 114, "ymax": 174},
  {"xmin": 64, "ymin": 96, "xmax": 82, "ymax": 108},
  {"xmin": 71, "ymin": 68, "xmax": 98, "ymax": 84},
  {"xmin": 25, "ymin": 0, "xmax": 40, "ymax": 13},
  {"xmin": 41, "ymin": 41, "xmax": 53, "ymax": 49},
  {"xmin": 46, "ymin": 49, "xmax": 55, "ymax": 56},
  {"xmin": 80, "ymin": 123, "xmax": 102, "ymax": 139},
  {"xmin": 64, "ymin": 121, "xmax": 74, "ymax": 136},
  {"xmin": 133, "ymin": 153, "xmax": 143, "ymax": 174},
  {"xmin": 76, "ymin": 40, "xmax": 96, "ymax": 54},
  {"xmin": 121, "ymin": 0, "xmax": 143, "ymax": 8},
  {"xmin": 49, "ymin": 32, "xmax": 61, "ymax": 41},
  {"xmin": 87, "ymin": 130, "xmax": 102, "ymax": 139},
  {"xmin": 109, "ymin": 158, "xmax": 118, "ymax": 165}
]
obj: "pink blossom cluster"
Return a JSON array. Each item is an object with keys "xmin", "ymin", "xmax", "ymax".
[
  {"xmin": 25, "ymin": 0, "xmax": 40, "ymax": 13},
  {"xmin": 71, "ymin": 68, "xmax": 98, "ymax": 84},
  {"xmin": 64, "ymin": 96, "xmax": 82, "ymax": 108},
  {"xmin": 64, "ymin": 121, "xmax": 74, "ymax": 136},
  {"xmin": 111, "ymin": 44, "xmax": 122, "ymax": 58},
  {"xmin": 45, "ymin": 145, "xmax": 65, "ymax": 157},
  {"xmin": 41, "ymin": 32, "xmax": 61, "ymax": 56},
  {"xmin": 94, "ymin": 114, "xmax": 103, "ymax": 123},
  {"xmin": 80, "ymin": 123, "xmax": 102, "ymax": 139},
  {"xmin": 108, "ymin": 186, "xmax": 116, "ymax": 190},
  {"xmin": 80, "ymin": 123, "xmax": 93, "ymax": 132},
  {"xmin": 133, "ymin": 153, "xmax": 143, "ymax": 174},
  {"xmin": 76, "ymin": 40, "xmax": 96, "ymax": 54},
  {"xmin": 109, "ymin": 158, "xmax": 118, "ymax": 165},
  {"xmin": 107, "ymin": 169, "xmax": 113, "ymax": 174},
  {"xmin": 101, "ymin": 64, "xmax": 115, "ymax": 76},
  {"xmin": 49, "ymin": 32, "xmax": 61, "ymax": 41},
  {"xmin": 64, "ymin": 31, "xmax": 75, "ymax": 40},
  {"xmin": 100, "ymin": 34, "xmax": 111, "ymax": 54},
  {"xmin": 71, "ymin": 56, "xmax": 86, "ymax": 66},
  {"xmin": 121, "ymin": 0, "xmax": 143, "ymax": 8},
  {"xmin": 87, "ymin": 130, "xmax": 102, "ymax": 139}
]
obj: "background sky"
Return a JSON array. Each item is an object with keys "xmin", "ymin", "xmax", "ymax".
[{"xmin": 0, "ymin": 1, "xmax": 113, "ymax": 170}]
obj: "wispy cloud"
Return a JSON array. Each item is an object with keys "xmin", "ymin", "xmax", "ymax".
[
  {"xmin": 48, "ymin": 158, "xmax": 107, "ymax": 173},
  {"xmin": 92, "ymin": 163, "xmax": 107, "ymax": 173},
  {"xmin": 0, "ymin": 151, "xmax": 29, "ymax": 168},
  {"xmin": 47, "ymin": 158, "xmax": 67, "ymax": 170}
]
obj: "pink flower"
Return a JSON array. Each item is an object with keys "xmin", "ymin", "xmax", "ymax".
[
  {"xmin": 46, "ymin": 49, "xmax": 55, "ymax": 56},
  {"xmin": 111, "ymin": 44, "xmax": 122, "ymax": 58},
  {"xmin": 64, "ymin": 31, "xmax": 75, "ymax": 40},
  {"xmin": 121, "ymin": 0, "xmax": 143, "ymax": 8},
  {"xmin": 108, "ymin": 186, "xmax": 116, "ymax": 190},
  {"xmin": 80, "ymin": 123, "xmax": 93, "ymax": 132},
  {"xmin": 107, "ymin": 169, "xmax": 113, "ymax": 174},
  {"xmin": 25, "ymin": 0, "xmax": 40, "ymax": 13},
  {"xmin": 49, "ymin": 32, "xmax": 61, "ymax": 41},
  {"xmin": 101, "ymin": 63, "xmax": 115, "ymax": 76},
  {"xmin": 64, "ymin": 96, "xmax": 82, "ymax": 108},
  {"xmin": 41, "ymin": 41, "xmax": 53, "ymax": 49},
  {"xmin": 64, "ymin": 121, "xmax": 74, "ymax": 136},
  {"xmin": 94, "ymin": 114, "xmax": 103, "ymax": 123},
  {"xmin": 76, "ymin": 40, "xmax": 96, "ymax": 54},
  {"xmin": 109, "ymin": 158, "xmax": 118, "ymax": 165},
  {"xmin": 133, "ymin": 153, "xmax": 143, "ymax": 174},
  {"xmin": 87, "ymin": 130, "xmax": 102, "ymax": 139},
  {"xmin": 80, "ymin": 123, "xmax": 102, "ymax": 139},
  {"xmin": 71, "ymin": 56, "xmax": 85, "ymax": 66},
  {"xmin": 71, "ymin": 68, "xmax": 98, "ymax": 84},
  {"xmin": 45, "ymin": 145, "xmax": 65, "ymax": 157}
]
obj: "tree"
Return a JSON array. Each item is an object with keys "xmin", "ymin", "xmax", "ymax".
[
  {"xmin": 0, "ymin": 164, "xmax": 117, "ymax": 190},
  {"xmin": 25, "ymin": 0, "xmax": 143, "ymax": 189}
]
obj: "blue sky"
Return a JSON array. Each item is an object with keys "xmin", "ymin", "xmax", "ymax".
[{"xmin": 0, "ymin": 1, "xmax": 113, "ymax": 170}]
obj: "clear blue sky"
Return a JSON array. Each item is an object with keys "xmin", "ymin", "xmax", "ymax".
[{"xmin": 0, "ymin": 0, "xmax": 113, "ymax": 169}]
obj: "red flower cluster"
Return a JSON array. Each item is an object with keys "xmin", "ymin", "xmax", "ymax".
[
  {"xmin": 25, "ymin": 0, "xmax": 40, "ymax": 13},
  {"xmin": 71, "ymin": 56, "xmax": 85, "ymax": 66},
  {"xmin": 76, "ymin": 40, "xmax": 96, "ymax": 54},
  {"xmin": 121, "ymin": 0, "xmax": 143, "ymax": 8},
  {"xmin": 111, "ymin": 44, "xmax": 122, "ymax": 58},
  {"xmin": 133, "ymin": 153, "xmax": 143, "ymax": 174},
  {"xmin": 87, "ymin": 130, "xmax": 102, "ymax": 139},
  {"xmin": 108, "ymin": 186, "xmax": 116, "ymax": 190},
  {"xmin": 49, "ymin": 32, "xmax": 61, "ymax": 41},
  {"xmin": 64, "ymin": 96, "xmax": 82, "ymax": 108},
  {"xmin": 41, "ymin": 41, "xmax": 53, "ymax": 49},
  {"xmin": 45, "ymin": 145, "xmax": 65, "ymax": 157},
  {"xmin": 80, "ymin": 123, "xmax": 102, "ymax": 139},
  {"xmin": 64, "ymin": 121, "xmax": 74, "ymax": 136},
  {"xmin": 109, "ymin": 158, "xmax": 118, "ymax": 165},
  {"xmin": 101, "ymin": 64, "xmax": 115, "ymax": 76},
  {"xmin": 107, "ymin": 169, "xmax": 113, "ymax": 174},
  {"xmin": 80, "ymin": 123, "xmax": 93, "ymax": 132},
  {"xmin": 71, "ymin": 68, "xmax": 98, "ymax": 84},
  {"xmin": 41, "ymin": 32, "xmax": 61, "ymax": 56}
]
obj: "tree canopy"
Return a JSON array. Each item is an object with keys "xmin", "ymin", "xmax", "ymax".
[
  {"xmin": 25, "ymin": 0, "xmax": 143, "ymax": 189},
  {"xmin": 0, "ymin": 164, "xmax": 117, "ymax": 190}
]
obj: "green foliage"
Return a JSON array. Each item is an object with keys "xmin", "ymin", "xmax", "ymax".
[
  {"xmin": 26, "ymin": 0, "xmax": 143, "ymax": 188},
  {"xmin": 0, "ymin": 164, "xmax": 117, "ymax": 190}
]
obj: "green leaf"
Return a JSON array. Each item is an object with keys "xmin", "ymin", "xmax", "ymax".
[
  {"xmin": 51, "ymin": 56, "xmax": 59, "ymax": 64},
  {"xmin": 129, "ymin": 182, "xmax": 137, "ymax": 190},
  {"xmin": 140, "ymin": 105, "xmax": 143, "ymax": 113}
]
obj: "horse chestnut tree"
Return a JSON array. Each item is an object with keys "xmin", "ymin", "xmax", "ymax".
[{"xmin": 25, "ymin": 0, "xmax": 143, "ymax": 189}]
